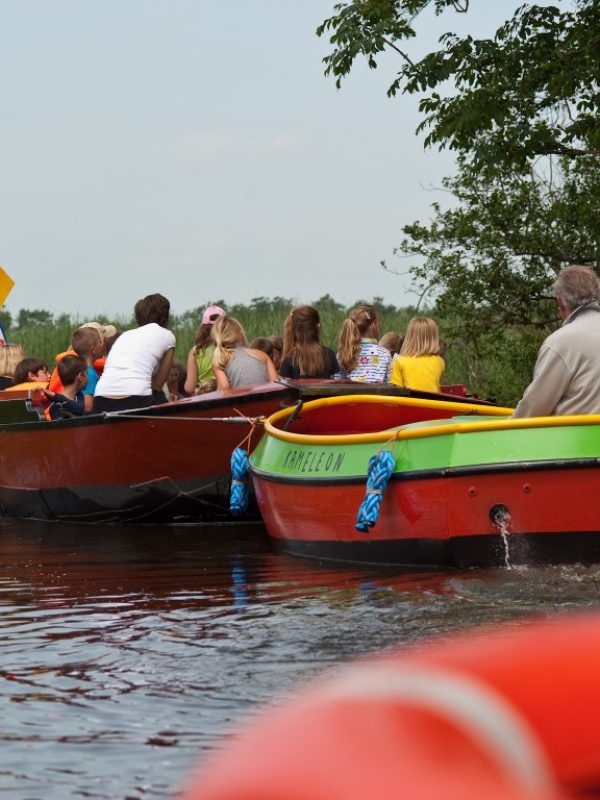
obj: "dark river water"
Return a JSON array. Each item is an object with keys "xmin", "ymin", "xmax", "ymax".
[{"xmin": 2, "ymin": 519, "xmax": 600, "ymax": 799}]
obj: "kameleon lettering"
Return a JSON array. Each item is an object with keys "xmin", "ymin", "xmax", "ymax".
[{"xmin": 282, "ymin": 448, "xmax": 345, "ymax": 473}]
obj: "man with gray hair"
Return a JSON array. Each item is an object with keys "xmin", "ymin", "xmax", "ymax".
[{"xmin": 513, "ymin": 264, "xmax": 600, "ymax": 417}]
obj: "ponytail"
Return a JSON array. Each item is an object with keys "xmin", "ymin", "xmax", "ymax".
[
  {"xmin": 211, "ymin": 316, "xmax": 246, "ymax": 370},
  {"xmin": 337, "ymin": 304, "xmax": 379, "ymax": 373}
]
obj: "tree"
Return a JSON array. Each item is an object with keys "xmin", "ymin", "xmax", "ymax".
[
  {"xmin": 382, "ymin": 154, "xmax": 600, "ymax": 400},
  {"xmin": 16, "ymin": 309, "xmax": 54, "ymax": 328},
  {"xmin": 317, "ymin": 1, "xmax": 600, "ymax": 400},
  {"xmin": 317, "ymin": 1, "xmax": 600, "ymax": 170},
  {"xmin": 391, "ymin": 155, "xmax": 600, "ymax": 332}
]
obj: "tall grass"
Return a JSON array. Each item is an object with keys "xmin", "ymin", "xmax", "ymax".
[{"xmin": 4, "ymin": 297, "xmax": 529, "ymax": 404}]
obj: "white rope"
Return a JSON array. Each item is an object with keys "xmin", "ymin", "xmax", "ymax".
[
  {"xmin": 104, "ymin": 412, "xmax": 263, "ymax": 423},
  {"xmin": 327, "ymin": 664, "xmax": 556, "ymax": 794}
]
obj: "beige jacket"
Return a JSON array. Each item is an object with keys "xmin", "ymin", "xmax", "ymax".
[{"xmin": 513, "ymin": 304, "xmax": 600, "ymax": 417}]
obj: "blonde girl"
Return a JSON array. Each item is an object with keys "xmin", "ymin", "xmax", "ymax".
[
  {"xmin": 0, "ymin": 344, "xmax": 26, "ymax": 390},
  {"xmin": 337, "ymin": 304, "xmax": 392, "ymax": 383},
  {"xmin": 279, "ymin": 306, "xmax": 339, "ymax": 379},
  {"xmin": 390, "ymin": 317, "xmax": 445, "ymax": 393},
  {"xmin": 211, "ymin": 315, "xmax": 277, "ymax": 390}
]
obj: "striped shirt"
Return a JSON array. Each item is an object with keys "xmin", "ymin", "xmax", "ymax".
[{"xmin": 338, "ymin": 339, "xmax": 392, "ymax": 383}]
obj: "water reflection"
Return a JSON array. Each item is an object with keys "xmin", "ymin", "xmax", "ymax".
[{"xmin": 1, "ymin": 519, "xmax": 600, "ymax": 799}]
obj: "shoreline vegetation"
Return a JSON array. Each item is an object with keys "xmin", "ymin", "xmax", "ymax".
[{"xmin": 0, "ymin": 295, "xmax": 540, "ymax": 407}]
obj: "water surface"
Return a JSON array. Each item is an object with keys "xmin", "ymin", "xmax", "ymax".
[{"xmin": 1, "ymin": 519, "xmax": 599, "ymax": 799}]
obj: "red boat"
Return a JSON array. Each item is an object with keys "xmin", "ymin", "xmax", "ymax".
[
  {"xmin": 0, "ymin": 382, "xmax": 297, "ymax": 524},
  {"xmin": 248, "ymin": 393, "xmax": 600, "ymax": 569}
]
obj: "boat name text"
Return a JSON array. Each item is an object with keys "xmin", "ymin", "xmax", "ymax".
[{"xmin": 281, "ymin": 449, "xmax": 345, "ymax": 474}]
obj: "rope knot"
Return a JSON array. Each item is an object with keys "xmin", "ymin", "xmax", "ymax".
[
  {"xmin": 230, "ymin": 448, "xmax": 250, "ymax": 514},
  {"xmin": 355, "ymin": 450, "xmax": 395, "ymax": 533}
]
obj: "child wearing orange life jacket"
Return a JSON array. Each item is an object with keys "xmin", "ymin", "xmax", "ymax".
[
  {"xmin": 3, "ymin": 358, "xmax": 50, "ymax": 392},
  {"xmin": 48, "ymin": 327, "xmax": 104, "ymax": 412},
  {"xmin": 49, "ymin": 321, "xmax": 115, "ymax": 392}
]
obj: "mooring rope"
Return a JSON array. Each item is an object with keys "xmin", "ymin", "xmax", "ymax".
[
  {"xmin": 355, "ymin": 450, "xmax": 396, "ymax": 533},
  {"xmin": 104, "ymin": 411, "xmax": 265, "ymax": 424},
  {"xmin": 229, "ymin": 418, "xmax": 259, "ymax": 515}
]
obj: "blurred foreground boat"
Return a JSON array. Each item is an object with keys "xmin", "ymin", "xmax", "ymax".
[
  {"xmin": 181, "ymin": 613, "xmax": 600, "ymax": 800},
  {"xmin": 0, "ymin": 382, "xmax": 297, "ymax": 523},
  {"xmin": 249, "ymin": 394, "xmax": 600, "ymax": 568}
]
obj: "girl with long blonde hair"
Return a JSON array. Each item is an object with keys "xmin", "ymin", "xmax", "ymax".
[
  {"xmin": 337, "ymin": 304, "xmax": 391, "ymax": 383},
  {"xmin": 211, "ymin": 315, "xmax": 277, "ymax": 390},
  {"xmin": 279, "ymin": 306, "xmax": 338, "ymax": 379},
  {"xmin": 0, "ymin": 344, "xmax": 26, "ymax": 389},
  {"xmin": 390, "ymin": 316, "xmax": 445, "ymax": 393}
]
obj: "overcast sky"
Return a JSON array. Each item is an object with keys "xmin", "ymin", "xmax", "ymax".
[{"xmin": 1, "ymin": 1, "xmax": 519, "ymax": 319}]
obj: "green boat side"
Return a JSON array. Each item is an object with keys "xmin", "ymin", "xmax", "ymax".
[{"xmin": 250, "ymin": 416, "xmax": 600, "ymax": 480}]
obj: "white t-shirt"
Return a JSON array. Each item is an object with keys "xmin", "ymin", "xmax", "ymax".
[{"xmin": 95, "ymin": 323, "xmax": 176, "ymax": 397}]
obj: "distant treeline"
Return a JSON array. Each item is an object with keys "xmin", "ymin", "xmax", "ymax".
[{"xmin": 0, "ymin": 295, "xmax": 512, "ymax": 403}]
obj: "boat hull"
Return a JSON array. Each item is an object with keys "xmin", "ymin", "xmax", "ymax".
[
  {"xmin": 252, "ymin": 465, "xmax": 600, "ymax": 568},
  {"xmin": 0, "ymin": 382, "xmax": 297, "ymax": 524},
  {"xmin": 250, "ymin": 396, "xmax": 600, "ymax": 568}
]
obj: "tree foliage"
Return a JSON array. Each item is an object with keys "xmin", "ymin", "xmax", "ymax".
[
  {"xmin": 16, "ymin": 309, "xmax": 54, "ymax": 328},
  {"xmin": 392, "ymin": 155, "xmax": 600, "ymax": 335},
  {"xmin": 318, "ymin": 1, "xmax": 600, "ymax": 169},
  {"xmin": 318, "ymin": 1, "xmax": 600, "ymax": 400}
]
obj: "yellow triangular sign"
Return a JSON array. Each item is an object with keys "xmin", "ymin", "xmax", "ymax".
[{"xmin": 0, "ymin": 267, "xmax": 15, "ymax": 307}]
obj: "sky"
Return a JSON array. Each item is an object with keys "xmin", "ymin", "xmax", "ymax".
[{"xmin": 0, "ymin": 1, "xmax": 522, "ymax": 319}]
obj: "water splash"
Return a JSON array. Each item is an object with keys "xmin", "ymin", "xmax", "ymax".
[{"xmin": 490, "ymin": 504, "xmax": 512, "ymax": 569}]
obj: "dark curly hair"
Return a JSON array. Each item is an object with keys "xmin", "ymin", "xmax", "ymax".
[{"xmin": 134, "ymin": 294, "xmax": 170, "ymax": 328}]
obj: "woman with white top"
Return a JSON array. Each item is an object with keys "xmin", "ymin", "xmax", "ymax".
[{"xmin": 93, "ymin": 293, "xmax": 176, "ymax": 413}]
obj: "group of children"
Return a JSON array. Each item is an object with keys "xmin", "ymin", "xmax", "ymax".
[
  {"xmin": 183, "ymin": 303, "xmax": 444, "ymax": 396},
  {"xmin": 0, "ymin": 299, "xmax": 445, "ymax": 419},
  {"xmin": 0, "ymin": 321, "xmax": 118, "ymax": 419}
]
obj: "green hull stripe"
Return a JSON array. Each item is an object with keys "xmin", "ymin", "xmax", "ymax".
[
  {"xmin": 250, "ymin": 456, "xmax": 600, "ymax": 486},
  {"xmin": 250, "ymin": 424, "xmax": 600, "ymax": 480}
]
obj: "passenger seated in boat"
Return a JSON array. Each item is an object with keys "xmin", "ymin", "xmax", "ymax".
[
  {"xmin": 250, "ymin": 337, "xmax": 274, "ymax": 360},
  {"xmin": 211, "ymin": 315, "xmax": 277, "ymax": 390},
  {"xmin": 389, "ymin": 317, "xmax": 445, "ymax": 394},
  {"xmin": 0, "ymin": 344, "xmax": 26, "ymax": 389},
  {"xmin": 43, "ymin": 355, "xmax": 87, "ymax": 420},
  {"xmin": 4, "ymin": 358, "xmax": 51, "ymax": 392},
  {"xmin": 269, "ymin": 336, "xmax": 283, "ymax": 372},
  {"xmin": 336, "ymin": 304, "xmax": 391, "ymax": 383},
  {"xmin": 49, "ymin": 322, "xmax": 114, "ymax": 393},
  {"xmin": 279, "ymin": 306, "xmax": 338, "ymax": 379},
  {"xmin": 379, "ymin": 331, "xmax": 403, "ymax": 358},
  {"xmin": 50, "ymin": 327, "xmax": 103, "ymax": 413},
  {"xmin": 94, "ymin": 293, "xmax": 176, "ymax": 413},
  {"xmin": 513, "ymin": 264, "xmax": 600, "ymax": 417},
  {"xmin": 167, "ymin": 361, "xmax": 188, "ymax": 401},
  {"xmin": 91, "ymin": 324, "xmax": 118, "ymax": 377},
  {"xmin": 184, "ymin": 304, "xmax": 225, "ymax": 396}
]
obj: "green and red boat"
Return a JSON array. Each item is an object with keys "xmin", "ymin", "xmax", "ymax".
[{"xmin": 249, "ymin": 394, "xmax": 600, "ymax": 568}]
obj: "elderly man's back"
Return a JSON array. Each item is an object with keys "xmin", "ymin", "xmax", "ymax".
[
  {"xmin": 513, "ymin": 264, "xmax": 600, "ymax": 418},
  {"xmin": 513, "ymin": 305, "xmax": 600, "ymax": 417}
]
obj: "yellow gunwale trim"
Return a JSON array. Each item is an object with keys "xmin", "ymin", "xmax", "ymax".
[{"xmin": 265, "ymin": 394, "xmax": 600, "ymax": 446}]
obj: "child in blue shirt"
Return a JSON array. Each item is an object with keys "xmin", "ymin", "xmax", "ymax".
[{"xmin": 44, "ymin": 355, "xmax": 87, "ymax": 420}]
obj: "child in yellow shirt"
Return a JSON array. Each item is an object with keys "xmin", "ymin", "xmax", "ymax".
[{"xmin": 390, "ymin": 317, "xmax": 444, "ymax": 393}]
